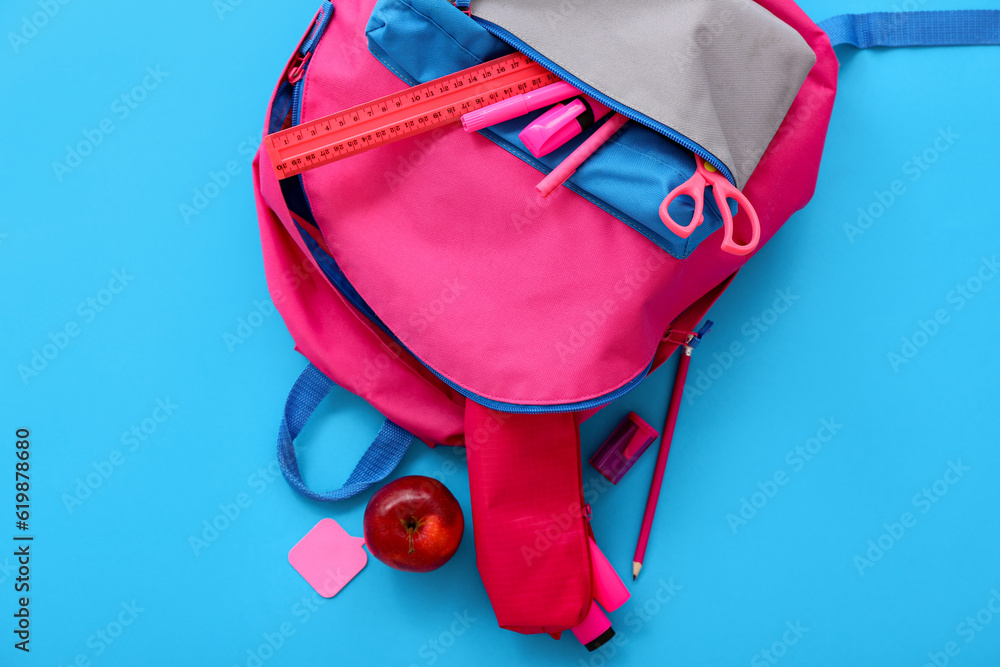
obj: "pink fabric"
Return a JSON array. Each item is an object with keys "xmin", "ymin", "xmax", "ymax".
[
  {"xmin": 464, "ymin": 403, "xmax": 592, "ymax": 633},
  {"xmin": 254, "ymin": 0, "xmax": 841, "ymax": 637},
  {"xmin": 255, "ymin": 148, "xmax": 465, "ymax": 446},
  {"xmin": 296, "ymin": 0, "xmax": 686, "ymax": 406},
  {"xmin": 286, "ymin": 0, "xmax": 838, "ymax": 407}
]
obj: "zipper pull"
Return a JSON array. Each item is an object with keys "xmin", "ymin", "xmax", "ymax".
[
  {"xmin": 662, "ymin": 319, "xmax": 714, "ymax": 349},
  {"xmin": 288, "ymin": 51, "xmax": 312, "ymax": 84}
]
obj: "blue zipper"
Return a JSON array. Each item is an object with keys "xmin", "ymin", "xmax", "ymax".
[
  {"xmin": 295, "ymin": 221, "xmax": 654, "ymax": 414},
  {"xmin": 281, "ymin": 1, "xmax": 336, "ymax": 226},
  {"xmin": 301, "ymin": 1, "xmax": 334, "ymax": 53},
  {"xmin": 284, "ymin": 1, "xmax": 657, "ymax": 414},
  {"xmin": 291, "ymin": 1, "xmax": 335, "ymax": 126},
  {"xmin": 365, "ymin": 39, "xmax": 690, "ymax": 258},
  {"xmin": 472, "ymin": 17, "xmax": 738, "ymax": 187}
]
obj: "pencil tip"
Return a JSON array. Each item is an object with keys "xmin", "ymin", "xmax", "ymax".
[{"xmin": 632, "ymin": 562, "xmax": 642, "ymax": 580}]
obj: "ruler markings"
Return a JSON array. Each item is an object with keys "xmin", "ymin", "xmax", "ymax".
[{"xmin": 265, "ymin": 52, "xmax": 560, "ymax": 179}]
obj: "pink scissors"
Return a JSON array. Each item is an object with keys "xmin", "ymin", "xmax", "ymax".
[{"xmin": 659, "ymin": 155, "xmax": 760, "ymax": 256}]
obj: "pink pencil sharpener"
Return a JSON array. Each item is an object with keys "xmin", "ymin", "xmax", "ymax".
[{"xmin": 589, "ymin": 412, "xmax": 659, "ymax": 484}]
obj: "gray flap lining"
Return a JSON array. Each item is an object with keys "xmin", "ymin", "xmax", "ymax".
[{"xmin": 471, "ymin": 0, "xmax": 817, "ymax": 188}]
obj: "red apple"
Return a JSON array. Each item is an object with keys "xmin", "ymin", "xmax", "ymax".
[{"xmin": 363, "ymin": 475, "xmax": 464, "ymax": 572}]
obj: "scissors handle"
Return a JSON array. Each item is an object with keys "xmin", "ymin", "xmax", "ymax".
[
  {"xmin": 658, "ymin": 173, "xmax": 707, "ymax": 240},
  {"xmin": 713, "ymin": 182, "xmax": 760, "ymax": 256},
  {"xmin": 659, "ymin": 156, "xmax": 761, "ymax": 256}
]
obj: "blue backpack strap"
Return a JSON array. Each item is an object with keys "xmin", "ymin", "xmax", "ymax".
[
  {"xmin": 820, "ymin": 10, "xmax": 1000, "ymax": 48},
  {"xmin": 277, "ymin": 363, "xmax": 413, "ymax": 501}
]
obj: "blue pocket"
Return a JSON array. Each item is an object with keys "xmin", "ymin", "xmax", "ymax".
[{"xmin": 365, "ymin": 0, "xmax": 729, "ymax": 259}]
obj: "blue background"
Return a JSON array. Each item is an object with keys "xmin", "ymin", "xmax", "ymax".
[{"xmin": 2, "ymin": 0, "xmax": 999, "ymax": 665}]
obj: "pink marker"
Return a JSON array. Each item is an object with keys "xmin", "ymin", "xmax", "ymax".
[
  {"xmin": 461, "ymin": 81, "xmax": 580, "ymax": 132},
  {"xmin": 570, "ymin": 536, "xmax": 631, "ymax": 651},
  {"xmin": 536, "ymin": 113, "xmax": 629, "ymax": 198},
  {"xmin": 519, "ymin": 95, "xmax": 611, "ymax": 158}
]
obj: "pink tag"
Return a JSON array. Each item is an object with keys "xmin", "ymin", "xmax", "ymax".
[{"xmin": 288, "ymin": 518, "xmax": 367, "ymax": 598}]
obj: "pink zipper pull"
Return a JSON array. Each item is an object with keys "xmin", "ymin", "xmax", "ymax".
[{"xmin": 288, "ymin": 51, "xmax": 312, "ymax": 84}]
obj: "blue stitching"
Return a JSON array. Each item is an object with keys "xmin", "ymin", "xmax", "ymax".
[
  {"xmin": 478, "ymin": 127, "xmax": 688, "ymax": 260},
  {"xmin": 366, "ymin": 34, "xmax": 417, "ymax": 85},
  {"xmin": 397, "ymin": 0, "xmax": 487, "ymax": 64}
]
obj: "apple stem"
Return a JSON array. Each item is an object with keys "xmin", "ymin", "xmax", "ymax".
[{"xmin": 402, "ymin": 516, "xmax": 425, "ymax": 554}]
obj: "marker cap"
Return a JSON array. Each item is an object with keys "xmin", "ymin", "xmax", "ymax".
[
  {"xmin": 518, "ymin": 95, "xmax": 612, "ymax": 158},
  {"xmin": 570, "ymin": 600, "xmax": 615, "ymax": 651},
  {"xmin": 460, "ymin": 81, "xmax": 579, "ymax": 132}
]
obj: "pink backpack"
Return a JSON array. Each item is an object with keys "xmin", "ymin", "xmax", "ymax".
[{"xmin": 254, "ymin": 0, "xmax": 998, "ymax": 639}]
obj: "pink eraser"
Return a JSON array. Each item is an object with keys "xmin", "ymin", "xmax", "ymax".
[{"xmin": 288, "ymin": 518, "xmax": 367, "ymax": 598}]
